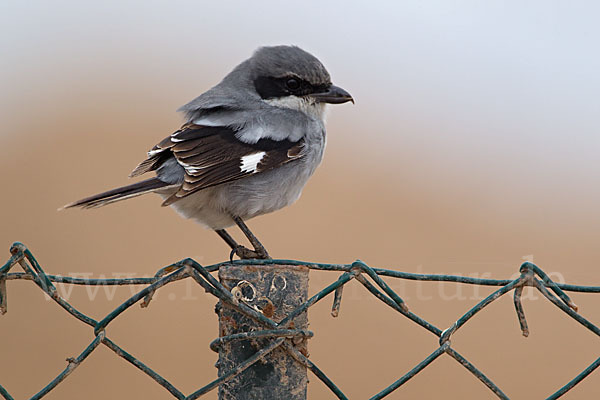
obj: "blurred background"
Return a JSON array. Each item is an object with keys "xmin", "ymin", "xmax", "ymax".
[{"xmin": 2, "ymin": 1, "xmax": 600, "ymax": 398}]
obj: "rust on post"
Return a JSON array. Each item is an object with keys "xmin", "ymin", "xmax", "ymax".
[{"xmin": 216, "ymin": 264, "xmax": 309, "ymax": 400}]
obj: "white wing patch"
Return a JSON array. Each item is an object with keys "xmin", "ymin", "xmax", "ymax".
[
  {"xmin": 192, "ymin": 117, "xmax": 225, "ymax": 127},
  {"xmin": 240, "ymin": 152, "xmax": 266, "ymax": 173},
  {"xmin": 148, "ymin": 148, "xmax": 165, "ymax": 157}
]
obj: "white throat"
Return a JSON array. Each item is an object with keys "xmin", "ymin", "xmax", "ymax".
[{"xmin": 264, "ymin": 96, "xmax": 328, "ymax": 123}]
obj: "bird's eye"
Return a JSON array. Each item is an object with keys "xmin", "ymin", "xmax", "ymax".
[{"xmin": 286, "ymin": 78, "xmax": 300, "ymax": 91}]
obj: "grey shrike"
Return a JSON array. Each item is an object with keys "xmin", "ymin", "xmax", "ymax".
[{"xmin": 64, "ymin": 45, "xmax": 353, "ymax": 260}]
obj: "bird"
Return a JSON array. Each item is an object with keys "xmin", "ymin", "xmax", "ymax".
[{"xmin": 63, "ymin": 45, "xmax": 353, "ymax": 260}]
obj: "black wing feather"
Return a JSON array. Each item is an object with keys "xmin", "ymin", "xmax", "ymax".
[{"xmin": 129, "ymin": 123, "xmax": 305, "ymax": 206}]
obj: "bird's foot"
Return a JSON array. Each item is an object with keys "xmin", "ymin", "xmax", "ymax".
[{"xmin": 230, "ymin": 245, "xmax": 271, "ymax": 261}]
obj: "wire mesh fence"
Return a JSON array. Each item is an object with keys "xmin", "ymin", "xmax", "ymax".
[{"xmin": 1, "ymin": 241, "xmax": 599, "ymax": 399}]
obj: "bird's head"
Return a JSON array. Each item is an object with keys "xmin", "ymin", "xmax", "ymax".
[
  {"xmin": 179, "ymin": 45, "xmax": 353, "ymax": 123},
  {"xmin": 246, "ymin": 46, "xmax": 353, "ymax": 117}
]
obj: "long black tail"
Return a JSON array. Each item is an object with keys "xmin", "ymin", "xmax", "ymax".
[{"xmin": 61, "ymin": 177, "xmax": 171, "ymax": 210}]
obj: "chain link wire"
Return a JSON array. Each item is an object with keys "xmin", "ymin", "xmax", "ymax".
[{"xmin": 1, "ymin": 241, "xmax": 599, "ymax": 399}]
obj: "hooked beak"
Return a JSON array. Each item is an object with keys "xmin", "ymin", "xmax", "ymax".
[{"xmin": 309, "ymin": 85, "xmax": 354, "ymax": 104}]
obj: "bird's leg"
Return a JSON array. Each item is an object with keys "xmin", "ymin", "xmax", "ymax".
[
  {"xmin": 215, "ymin": 229, "xmax": 239, "ymax": 250},
  {"xmin": 232, "ymin": 216, "xmax": 271, "ymax": 259},
  {"xmin": 214, "ymin": 229, "xmax": 263, "ymax": 261}
]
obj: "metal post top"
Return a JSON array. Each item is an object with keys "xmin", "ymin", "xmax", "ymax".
[{"xmin": 218, "ymin": 263, "xmax": 309, "ymax": 278}]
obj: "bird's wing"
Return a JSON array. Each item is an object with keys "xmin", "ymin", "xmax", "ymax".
[{"xmin": 130, "ymin": 123, "xmax": 306, "ymax": 206}]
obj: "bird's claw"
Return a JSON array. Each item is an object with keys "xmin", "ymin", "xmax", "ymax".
[{"xmin": 230, "ymin": 245, "xmax": 271, "ymax": 261}]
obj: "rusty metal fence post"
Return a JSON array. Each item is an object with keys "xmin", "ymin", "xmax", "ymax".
[{"xmin": 216, "ymin": 264, "xmax": 309, "ymax": 400}]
